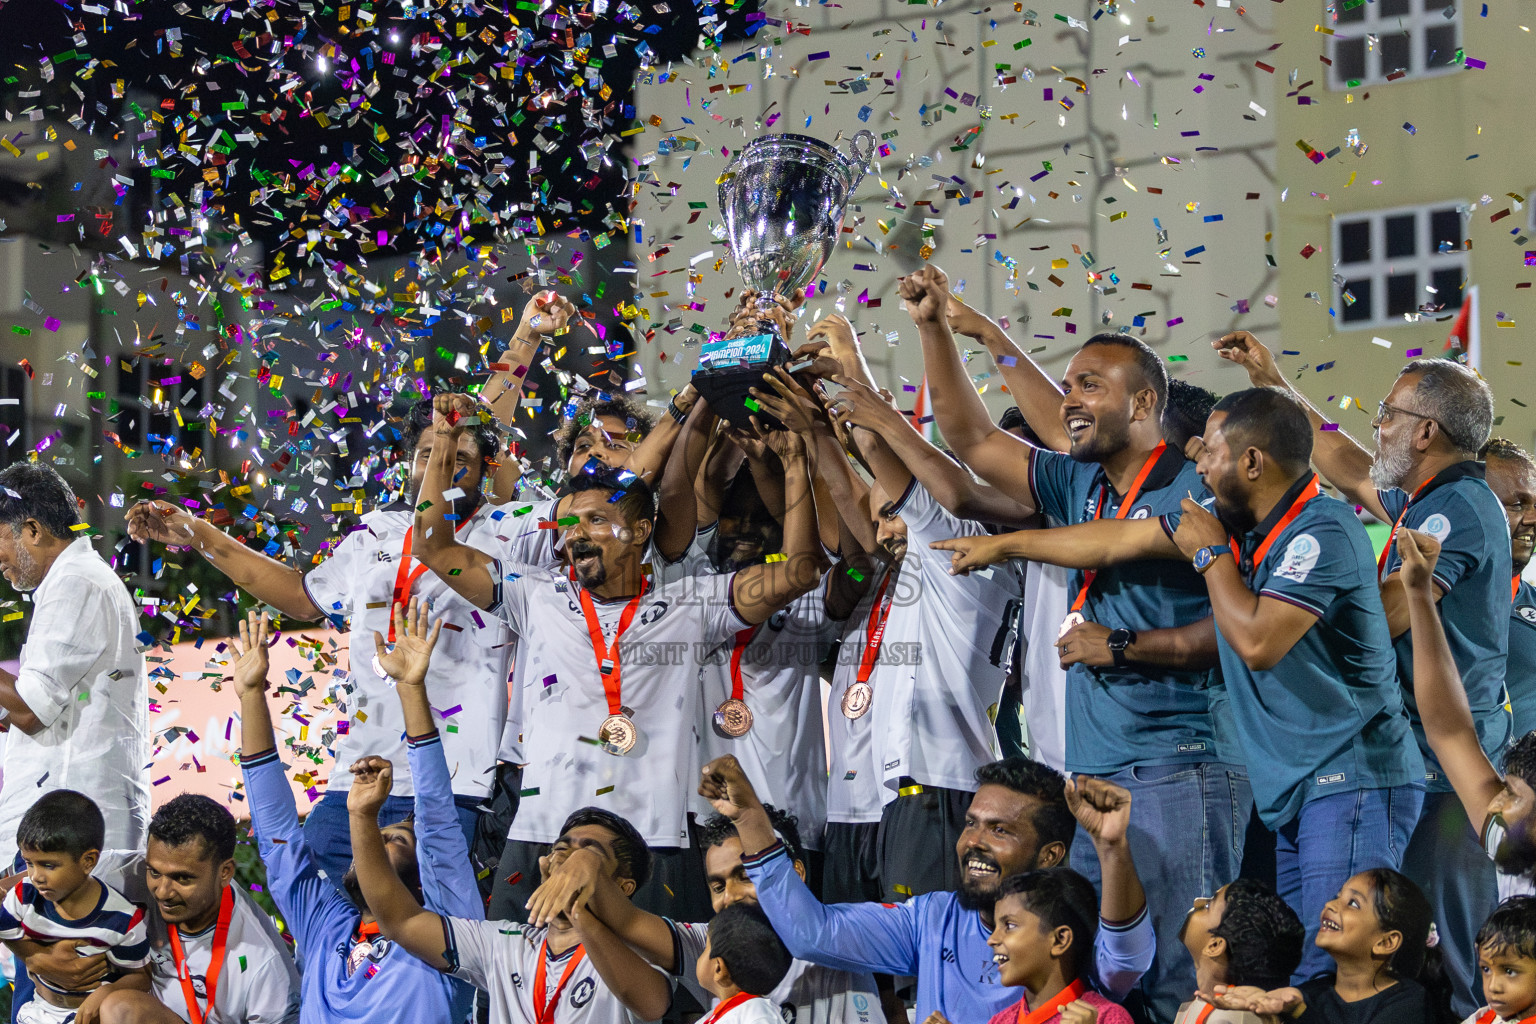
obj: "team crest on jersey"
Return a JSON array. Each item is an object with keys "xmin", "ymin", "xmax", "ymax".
[
  {"xmin": 1274, "ymin": 534, "xmax": 1321, "ymax": 584},
  {"xmin": 1419, "ymin": 513, "xmax": 1453, "ymax": 541},
  {"xmin": 1520, "ymin": 606, "xmax": 1536, "ymax": 625},
  {"xmin": 342, "ymin": 935, "xmax": 393, "ymax": 975},
  {"xmin": 779, "ymin": 1002, "xmax": 798, "ymax": 1024},
  {"xmin": 639, "ymin": 600, "xmax": 670, "ymax": 625},
  {"xmin": 768, "ymin": 609, "xmax": 790, "ymax": 631},
  {"xmin": 1128, "ymin": 505, "xmax": 1152, "ymax": 520},
  {"xmin": 569, "ymin": 977, "xmax": 597, "ymax": 1008}
]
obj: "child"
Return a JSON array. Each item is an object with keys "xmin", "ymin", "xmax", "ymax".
[
  {"xmin": 1179, "ymin": 879, "xmax": 1305, "ymax": 1023},
  {"xmin": 985, "ymin": 869, "xmax": 1132, "ymax": 1024},
  {"xmin": 0, "ymin": 790, "xmax": 151, "ymax": 1024},
  {"xmin": 1466, "ymin": 896, "xmax": 1536, "ymax": 1024},
  {"xmin": 694, "ymin": 903, "xmax": 794, "ymax": 1024},
  {"xmin": 1208, "ymin": 869, "xmax": 1454, "ymax": 1024}
]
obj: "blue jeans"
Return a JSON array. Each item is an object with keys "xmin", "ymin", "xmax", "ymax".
[
  {"xmin": 1071, "ymin": 761, "xmax": 1250, "ymax": 1024},
  {"xmin": 1275, "ymin": 784, "xmax": 1423, "ymax": 981},
  {"xmin": 1402, "ymin": 790, "xmax": 1501, "ymax": 1017},
  {"xmin": 301, "ymin": 789, "xmax": 483, "ymax": 892}
]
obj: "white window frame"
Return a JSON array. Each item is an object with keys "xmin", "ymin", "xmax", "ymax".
[
  {"xmin": 1326, "ymin": 0, "xmax": 1462, "ymax": 89},
  {"xmin": 1330, "ymin": 201, "xmax": 1468, "ymax": 332}
]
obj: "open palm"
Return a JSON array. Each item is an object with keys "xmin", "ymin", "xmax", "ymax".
[{"xmin": 372, "ymin": 597, "xmax": 443, "ymax": 684}]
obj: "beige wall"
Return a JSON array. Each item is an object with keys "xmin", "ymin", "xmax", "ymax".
[
  {"xmin": 628, "ymin": 0, "xmax": 1281, "ymax": 423},
  {"xmin": 1270, "ymin": 1, "xmax": 1536, "ymax": 449}
]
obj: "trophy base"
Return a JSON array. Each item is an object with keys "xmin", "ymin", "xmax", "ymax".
[{"xmin": 692, "ymin": 331, "xmax": 792, "ymax": 430}]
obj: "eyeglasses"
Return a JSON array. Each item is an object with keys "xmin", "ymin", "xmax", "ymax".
[{"xmin": 1374, "ymin": 401, "xmax": 1438, "ymax": 427}]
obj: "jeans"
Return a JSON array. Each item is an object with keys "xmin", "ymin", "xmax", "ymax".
[
  {"xmin": 301, "ymin": 789, "xmax": 483, "ymax": 892},
  {"xmin": 1275, "ymin": 784, "xmax": 1423, "ymax": 981},
  {"xmin": 1403, "ymin": 790, "xmax": 1501, "ymax": 1017},
  {"xmin": 1071, "ymin": 761, "xmax": 1250, "ymax": 1024}
]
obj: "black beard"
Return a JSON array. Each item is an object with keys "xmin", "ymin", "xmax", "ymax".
[
  {"xmin": 571, "ymin": 544, "xmax": 609, "ymax": 588},
  {"xmin": 1213, "ymin": 495, "xmax": 1255, "ymax": 537},
  {"xmin": 956, "ymin": 877, "xmax": 999, "ymax": 911},
  {"xmin": 1067, "ymin": 417, "xmax": 1131, "ymax": 464}
]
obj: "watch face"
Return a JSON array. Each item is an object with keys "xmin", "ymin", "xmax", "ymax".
[{"xmin": 1193, "ymin": 547, "xmax": 1212, "ymax": 569}]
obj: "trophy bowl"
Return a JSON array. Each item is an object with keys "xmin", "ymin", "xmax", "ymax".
[{"xmin": 694, "ymin": 131, "xmax": 875, "ymax": 429}]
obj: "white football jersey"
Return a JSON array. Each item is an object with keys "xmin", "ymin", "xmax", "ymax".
[
  {"xmin": 1019, "ymin": 554, "xmax": 1071, "ymax": 771},
  {"xmin": 824, "ymin": 567, "xmax": 893, "ymax": 826}
]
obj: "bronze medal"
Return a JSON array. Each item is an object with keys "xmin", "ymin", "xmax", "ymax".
[
  {"xmin": 714, "ymin": 698, "xmax": 754, "ymax": 737},
  {"xmin": 841, "ymin": 681, "xmax": 874, "ymax": 719},
  {"xmin": 599, "ymin": 713, "xmax": 638, "ymax": 755},
  {"xmin": 1058, "ymin": 610, "xmax": 1085, "ymax": 639}
]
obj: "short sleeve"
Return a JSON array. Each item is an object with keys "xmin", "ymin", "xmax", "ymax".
[
  {"xmin": 302, "ymin": 529, "xmax": 366, "ymax": 618},
  {"xmin": 444, "ymin": 916, "xmax": 517, "ymax": 990},
  {"xmin": 1028, "ymin": 449, "xmax": 1083, "ymax": 524},
  {"xmin": 490, "ymin": 568, "xmax": 540, "ymax": 637},
  {"xmin": 1377, "ymin": 487, "xmax": 1409, "ymax": 523},
  {"xmin": 697, "ymin": 572, "xmax": 755, "ymax": 646},
  {"xmin": 105, "ymin": 906, "xmax": 151, "ymax": 970},
  {"xmin": 890, "ymin": 481, "xmax": 984, "ymax": 544},
  {"xmin": 14, "ymin": 576, "xmax": 112, "ymax": 729},
  {"xmin": 1256, "ymin": 521, "xmax": 1352, "ymax": 619},
  {"xmin": 0, "ymin": 885, "xmax": 26, "ymax": 940},
  {"xmin": 244, "ymin": 951, "xmax": 303, "ymax": 1023},
  {"xmin": 1406, "ymin": 492, "xmax": 1488, "ymax": 594}
]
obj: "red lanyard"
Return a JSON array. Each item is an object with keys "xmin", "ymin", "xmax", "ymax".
[
  {"xmin": 857, "ymin": 573, "xmax": 896, "ymax": 684},
  {"xmin": 1017, "ymin": 978, "xmax": 1087, "ymax": 1024},
  {"xmin": 701, "ymin": 992, "xmax": 757, "ymax": 1024},
  {"xmin": 1191, "ymin": 1003, "xmax": 1215, "ymax": 1024},
  {"xmin": 1377, "ymin": 477, "xmax": 1435, "ymax": 583},
  {"xmin": 167, "ymin": 884, "xmax": 235, "ymax": 1024},
  {"xmin": 578, "ymin": 582, "xmax": 649, "ymax": 715},
  {"xmin": 388, "ymin": 518, "xmax": 471, "ymax": 640},
  {"xmin": 1067, "ymin": 443, "xmax": 1167, "ymax": 614},
  {"xmin": 534, "ymin": 941, "xmax": 588, "ymax": 1024},
  {"xmin": 729, "ymin": 626, "xmax": 761, "ymax": 702},
  {"xmin": 1228, "ymin": 474, "xmax": 1323, "ymax": 572},
  {"xmin": 1514, "ymin": 574, "xmax": 1523, "ymax": 603},
  {"xmin": 1477, "ymin": 1011, "xmax": 1536, "ymax": 1024}
]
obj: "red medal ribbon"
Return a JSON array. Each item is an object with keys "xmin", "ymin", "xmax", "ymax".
[
  {"xmin": 1016, "ymin": 978, "xmax": 1087, "ymax": 1024},
  {"xmin": 534, "ymin": 941, "xmax": 588, "ymax": 1024},
  {"xmin": 1067, "ymin": 443, "xmax": 1167, "ymax": 614},
  {"xmin": 1227, "ymin": 474, "xmax": 1323, "ymax": 572},
  {"xmin": 1192, "ymin": 1004, "xmax": 1216, "ymax": 1024},
  {"xmin": 578, "ymin": 581, "xmax": 649, "ymax": 716},
  {"xmin": 168, "ymin": 884, "xmax": 235, "ymax": 1024},
  {"xmin": 1514, "ymin": 574, "xmax": 1522, "ymax": 603},
  {"xmin": 1376, "ymin": 476, "xmax": 1436, "ymax": 583},
  {"xmin": 701, "ymin": 992, "xmax": 758, "ymax": 1024},
  {"xmin": 857, "ymin": 573, "xmax": 896, "ymax": 684},
  {"xmin": 388, "ymin": 518, "xmax": 472, "ymax": 641},
  {"xmin": 728, "ymin": 626, "xmax": 761, "ymax": 703}
]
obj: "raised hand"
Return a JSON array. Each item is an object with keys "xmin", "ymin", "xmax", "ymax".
[
  {"xmin": 897, "ymin": 264, "xmax": 951, "ymax": 325},
  {"xmin": 698, "ymin": 755, "xmax": 766, "ymax": 821},
  {"xmin": 372, "ymin": 597, "xmax": 443, "ymax": 686},
  {"xmin": 1397, "ymin": 528, "xmax": 1442, "ymax": 591},
  {"xmin": 347, "ymin": 755, "xmax": 394, "ymax": 818},
  {"xmin": 824, "ymin": 376, "xmax": 901, "ymax": 433},
  {"xmin": 1212, "ymin": 331, "xmax": 1284, "ymax": 388},
  {"xmin": 225, "ymin": 610, "xmax": 272, "ymax": 699},
  {"xmin": 945, "ymin": 293, "xmax": 996, "ymax": 340},
  {"xmin": 805, "ymin": 313, "xmax": 859, "ymax": 353},
  {"xmin": 1171, "ymin": 497, "xmax": 1229, "ymax": 560},
  {"xmin": 526, "ymin": 846, "xmax": 604, "ymax": 927},
  {"xmin": 1064, "ymin": 775, "xmax": 1132, "ymax": 846},
  {"xmin": 751, "ymin": 367, "xmax": 829, "ymax": 438},
  {"xmin": 125, "ymin": 500, "xmax": 200, "ymax": 548},
  {"xmin": 432, "ymin": 392, "xmax": 480, "ymax": 435},
  {"xmin": 515, "ymin": 290, "xmax": 577, "ymax": 339},
  {"xmin": 928, "ymin": 534, "xmax": 1013, "ymax": 575}
]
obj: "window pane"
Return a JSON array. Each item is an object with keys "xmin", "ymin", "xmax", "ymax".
[
  {"xmin": 1385, "ymin": 213, "xmax": 1417, "ymax": 258},
  {"xmin": 1424, "ymin": 24, "xmax": 1457, "ymax": 68},
  {"xmin": 1335, "ymin": 0, "xmax": 1367, "ymax": 23},
  {"xmin": 1379, "ymin": 0, "xmax": 1409, "ymax": 16},
  {"xmin": 1334, "ymin": 37, "xmax": 1367, "ymax": 82},
  {"xmin": 1339, "ymin": 220, "xmax": 1372, "ymax": 264},
  {"xmin": 1430, "ymin": 209, "xmax": 1462, "ymax": 252},
  {"xmin": 1387, "ymin": 273, "xmax": 1418, "ymax": 317},
  {"xmin": 1424, "ymin": 0, "xmax": 1456, "ymax": 12},
  {"xmin": 1380, "ymin": 32, "xmax": 1411, "ymax": 76},
  {"xmin": 1431, "ymin": 266, "xmax": 1465, "ymax": 312},
  {"xmin": 1342, "ymin": 278, "xmax": 1373, "ymax": 323}
]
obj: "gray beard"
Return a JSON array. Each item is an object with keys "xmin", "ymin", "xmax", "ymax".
[
  {"xmin": 8, "ymin": 545, "xmax": 41, "ymax": 592},
  {"xmin": 1369, "ymin": 440, "xmax": 1415, "ymax": 491}
]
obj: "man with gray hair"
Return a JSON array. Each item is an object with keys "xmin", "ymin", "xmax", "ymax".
[
  {"xmin": 0, "ymin": 461, "xmax": 150, "ymax": 868},
  {"xmin": 1216, "ymin": 333, "xmax": 1509, "ymax": 1016}
]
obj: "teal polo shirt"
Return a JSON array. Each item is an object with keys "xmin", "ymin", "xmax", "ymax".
[
  {"xmin": 1166, "ymin": 477, "xmax": 1423, "ymax": 827},
  {"xmin": 1377, "ymin": 461, "xmax": 1513, "ymax": 791},
  {"xmin": 1028, "ymin": 444, "xmax": 1221, "ymax": 774},
  {"xmin": 1509, "ymin": 578, "xmax": 1536, "ymax": 738}
]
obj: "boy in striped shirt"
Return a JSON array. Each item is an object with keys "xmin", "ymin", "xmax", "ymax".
[{"xmin": 0, "ymin": 790, "xmax": 151, "ymax": 1023}]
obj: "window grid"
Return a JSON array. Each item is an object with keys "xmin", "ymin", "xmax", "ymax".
[
  {"xmin": 1331, "ymin": 202, "xmax": 1468, "ymax": 331},
  {"xmin": 1326, "ymin": 0, "xmax": 1462, "ymax": 89}
]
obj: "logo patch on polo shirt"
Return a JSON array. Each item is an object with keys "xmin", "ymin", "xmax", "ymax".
[
  {"xmin": 1129, "ymin": 505, "xmax": 1152, "ymax": 520},
  {"xmin": 1519, "ymin": 605, "xmax": 1536, "ymax": 625},
  {"xmin": 1420, "ymin": 513, "xmax": 1452, "ymax": 541},
  {"xmin": 1316, "ymin": 772, "xmax": 1346, "ymax": 785},
  {"xmin": 1274, "ymin": 534, "xmax": 1321, "ymax": 584}
]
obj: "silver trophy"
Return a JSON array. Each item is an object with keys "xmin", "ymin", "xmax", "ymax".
[{"xmin": 695, "ymin": 131, "xmax": 875, "ymax": 428}]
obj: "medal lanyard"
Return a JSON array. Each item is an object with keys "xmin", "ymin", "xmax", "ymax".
[
  {"xmin": 701, "ymin": 992, "xmax": 757, "ymax": 1024},
  {"xmin": 1016, "ymin": 978, "xmax": 1087, "ymax": 1024},
  {"xmin": 1228, "ymin": 474, "xmax": 1322, "ymax": 576},
  {"xmin": 1477, "ymin": 1011, "xmax": 1536, "ymax": 1024},
  {"xmin": 578, "ymin": 581, "xmax": 649, "ymax": 716},
  {"xmin": 1514, "ymin": 574, "xmax": 1523, "ymax": 603},
  {"xmin": 1066, "ymin": 442, "xmax": 1167, "ymax": 614},
  {"xmin": 168, "ymin": 884, "xmax": 235, "ymax": 1024},
  {"xmin": 1376, "ymin": 475, "xmax": 1437, "ymax": 583},
  {"xmin": 388, "ymin": 518, "xmax": 472, "ymax": 640},
  {"xmin": 857, "ymin": 573, "xmax": 896, "ymax": 684},
  {"xmin": 534, "ymin": 941, "xmax": 588, "ymax": 1024},
  {"xmin": 728, "ymin": 626, "xmax": 762, "ymax": 703}
]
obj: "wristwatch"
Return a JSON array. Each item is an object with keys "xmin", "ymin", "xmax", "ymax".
[
  {"xmin": 1106, "ymin": 628, "xmax": 1137, "ymax": 668},
  {"xmin": 1192, "ymin": 545, "xmax": 1230, "ymax": 574}
]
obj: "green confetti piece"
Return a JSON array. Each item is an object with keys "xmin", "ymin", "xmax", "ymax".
[
  {"xmin": 556, "ymin": 515, "xmax": 579, "ymax": 526},
  {"xmin": 1013, "ymin": 38, "xmax": 1032, "ymax": 49},
  {"xmin": 743, "ymin": 396, "xmax": 761, "ymax": 412},
  {"xmin": 1167, "ymin": 355, "xmax": 1189, "ymax": 362}
]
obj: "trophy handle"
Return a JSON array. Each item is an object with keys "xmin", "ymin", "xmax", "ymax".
[{"xmin": 845, "ymin": 130, "xmax": 876, "ymax": 193}]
